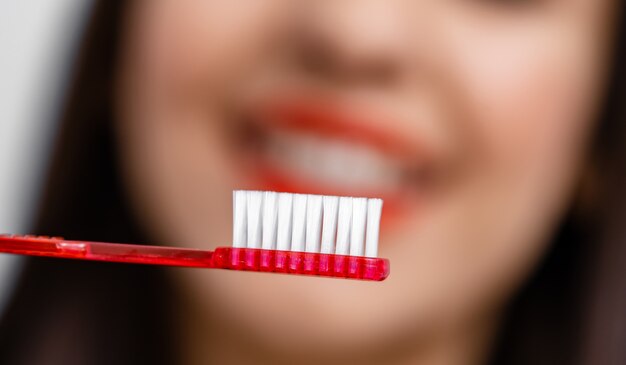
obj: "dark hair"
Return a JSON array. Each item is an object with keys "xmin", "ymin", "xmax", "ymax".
[
  {"xmin": 0, "ymin": 2, "xmax": 624, "ymax": 364},
  {"xmin": 0, "ymin": 2, "xmax": 177, "ymax": 364}
]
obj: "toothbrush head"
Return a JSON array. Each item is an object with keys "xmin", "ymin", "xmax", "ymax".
[{"xmin": 211, "ymin": 190, "xmax": 389, "ymax": 281}]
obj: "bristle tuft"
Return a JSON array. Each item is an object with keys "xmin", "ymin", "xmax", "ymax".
[
  {"xmin": 232, "ymin": 190, "xmax": 383, "ymax": 258},
  {"xmin": 350, "ymin": 198, "xmax": 367, "ymax": 257},
  {"xmin": 335, "ymin": 197, "xmax": 353, "ymax": 255},
  {"xmin": 246, "ymin": 191, "xmax": 263, "ymax": 249},
  {"xmin": 365, "ymin": 199, "xmax": 383, "ymax": 258},
  {"xmin": 290, "ymin": 194, "xmax": 308, "ymax": 252},
  {"xmin": 321, "ymin": 196, "xmax": 339, "ymax": 254},
  {"xmin": 233, "ymin": 191, "xmax": 247, "ymax": 248},
  {"xmin": 305, "ymin": 195, "xmax": 323, "ymax": 253},
  {"xmin": 261, "ymin": 192, "xmax": 278, "ymax": 250},
  {"xmin": 276, "ymin": 193, "xmax": 293, "ymax": 251}
]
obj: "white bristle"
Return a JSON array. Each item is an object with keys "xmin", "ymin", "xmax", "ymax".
[
  {"xmin": 335, "ymin": 197, "xmax": 353, "ymax": 255},
  {"xmin": 365, "ymin": 198, "xmax": 382, "ymax": 257},
  {"xmin": 276, "ymin": 193, "xmax": 293, "ymax": 251},
  {"xmin": 246, "ymin": 191, "xmax": 263, "ymax": 249},
  {"xmin": 321, "ymin": 196, "xmax": 339, "ymax": 254},
  {"xmin": 349, "ymin": 198, "xmax": 367, "ymax": 257},
  {"xmin": 261, "ymin": 191, "xmax": 278, "ymax": 250},
  {"xmin": 290, "ymin": 194, "xmax": 308, "ymax": 252},
  {"xmin": 305, "ymin": 195, "xmax": 323, "ymax": 253},
  {"xmin": 232, "ymin": 190, "xmax": 382, "ymax": 258},
  {"xmin": 233, "ymin": 190, "xmax": 247, "ymax": 248}
]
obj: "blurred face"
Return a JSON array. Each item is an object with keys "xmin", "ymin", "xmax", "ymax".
[{"xmin": 115, "ymin": 0, "xmax": 614, "ymax": 360}]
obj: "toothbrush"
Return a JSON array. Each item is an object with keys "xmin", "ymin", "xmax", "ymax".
[{"xmin": 0, "ymin": 191, "xmax": 389, "ymax": 281}]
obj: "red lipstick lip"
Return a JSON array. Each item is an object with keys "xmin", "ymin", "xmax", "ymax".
[
  {"xmin": 250, "ymin": 95, "xmax": 432, "ymax": 162},
  {"xmin": 237, "ymin": 93, "xmax": 435, "ymax": 220}
]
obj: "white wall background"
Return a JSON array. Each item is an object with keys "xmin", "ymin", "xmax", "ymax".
[{"xmin": 0, "ymin": 0, "xmax": 90, "ymax": 316}]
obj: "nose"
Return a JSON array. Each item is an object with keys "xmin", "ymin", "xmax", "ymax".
[{"xmin": 291, "ymin": 0, "xmax": 411, "ymax": 88}]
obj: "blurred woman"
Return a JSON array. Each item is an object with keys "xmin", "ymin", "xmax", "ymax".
[{"xmin": 0, "ymin": 1, "xmax": 624, "ymax": 364}]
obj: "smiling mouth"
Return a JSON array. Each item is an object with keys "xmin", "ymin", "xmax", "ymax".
[{"xmin": 234, "ymin": 94, "xmax": 439, "ymax": 215}]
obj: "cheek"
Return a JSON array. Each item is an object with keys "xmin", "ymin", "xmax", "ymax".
[
  {"xmin": 442, "ymin": 14, "xmax": 604, "ymax": 206},
  {"xmin": 449, "ymin": 21, "xmax": 600, "ymax": 165},
  {"xmin": 116, "ymin": 2, "xmax": 293, "ymax": 246},
  {"xmin": 435, "ymin": 19, "xmax": 604, "ymax": 299}
]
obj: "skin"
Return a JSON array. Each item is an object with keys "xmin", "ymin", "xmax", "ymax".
[{"xmin": 114, "ymin": 1, "xmax": 615, "ymax": 364}]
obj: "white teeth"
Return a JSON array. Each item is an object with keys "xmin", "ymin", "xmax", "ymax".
[
  {"xmin": 264, "ymin": 130, "xmax": 404, "ymax": 191},
  {"xmin": 233, "ymin": 190, "xmax": 383, "ymax": 258}
]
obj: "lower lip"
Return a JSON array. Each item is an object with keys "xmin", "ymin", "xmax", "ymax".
[
  {"xmin": 233, "ymin": 98, "xmax": 429, "ymax": 227},
  {"xmin": 238, "ymin": 156, "xmax": 421, "ymax": 227}
]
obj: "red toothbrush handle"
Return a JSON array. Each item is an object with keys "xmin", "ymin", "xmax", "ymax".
[
  {"xmin": 0, "ymin": 235, "xmax": 390, "ymax": 281},
  {"xmin": 0, "ymin": 235, "xmax": 214, "ymax": 267}
]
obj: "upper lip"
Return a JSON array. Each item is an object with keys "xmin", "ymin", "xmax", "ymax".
[
  {"xmin": 233, "ymin": 90, "xmax": 446, "ymax": 218},
  {"xmin": 245, "ymin": 92, "xmax": 435, "ymax": 165}
]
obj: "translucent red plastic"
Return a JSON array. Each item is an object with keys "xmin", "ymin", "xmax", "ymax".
[
  {"xmin": 0, "ymin": 235, "xmax": 390, "ymax": 281},
  {"xmin": 212, "ymin": 247, "xmax": 389, "ymax": 281}
]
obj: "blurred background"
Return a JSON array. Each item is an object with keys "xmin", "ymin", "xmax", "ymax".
[
  {"xmin": 0, "ymin": 0, "xmax": 88, "ymax": 317},
  {"xmin": 0, "ymin": 2, "xmax": 622, "ymax": 364}
]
